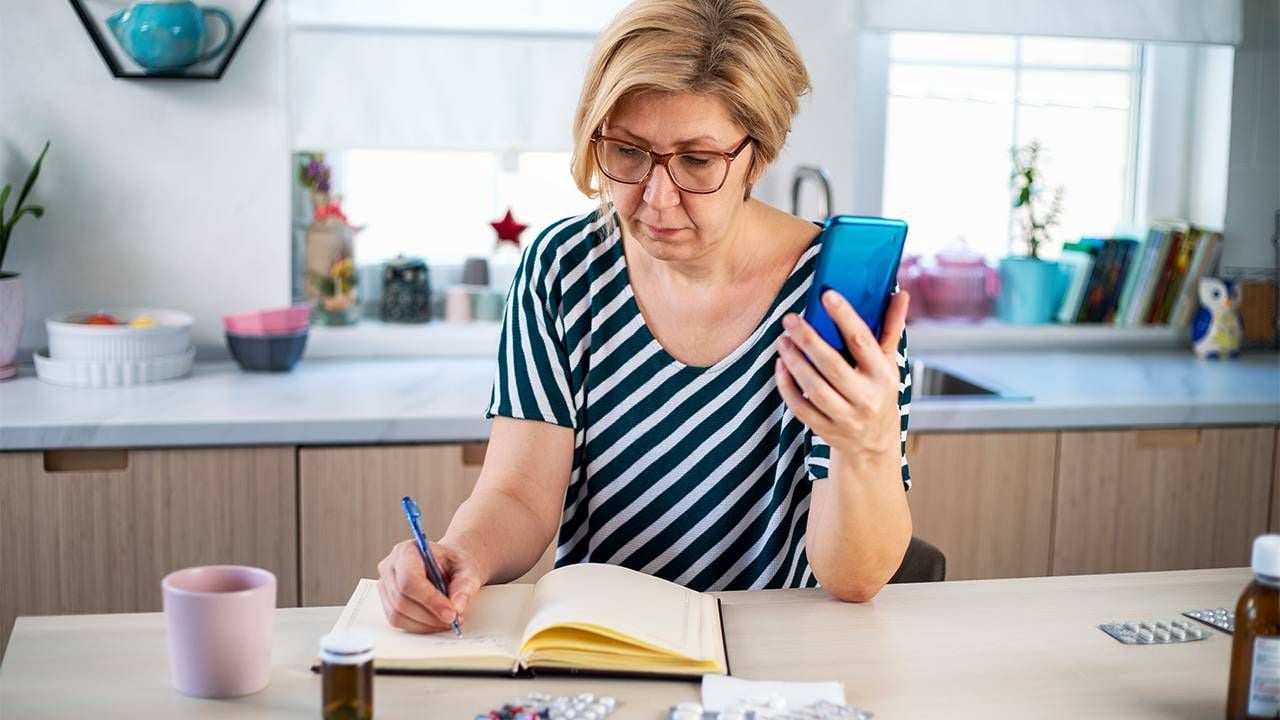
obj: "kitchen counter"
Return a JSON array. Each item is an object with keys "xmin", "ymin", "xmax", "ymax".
[{"xmin": 0, "ymin": 351, "xmax": 1275, "ymax": 451}]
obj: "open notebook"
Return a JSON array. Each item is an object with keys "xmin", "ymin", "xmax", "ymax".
[{"xmin": 324, "ymin": 563, "xmax": 729, "ymax": 680}]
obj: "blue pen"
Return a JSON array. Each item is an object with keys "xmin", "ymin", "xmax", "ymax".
[{"xmin": 401, "ymin": 496, "xmax": 462, "ymax": 637}]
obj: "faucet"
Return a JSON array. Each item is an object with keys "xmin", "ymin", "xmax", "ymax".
[{"xmin": 790, "ymin": 165, "xmax": 833, "ymax": 221}]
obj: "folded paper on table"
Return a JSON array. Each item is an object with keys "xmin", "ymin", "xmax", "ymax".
[{"xmin": 701, "ymin": 674, "xmax": 846, "ymax": 712}]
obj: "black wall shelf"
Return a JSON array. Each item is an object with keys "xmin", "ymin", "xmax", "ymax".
[{"xmin": 69, "ymin": 0, "xmax": 267, "ymax": 80}]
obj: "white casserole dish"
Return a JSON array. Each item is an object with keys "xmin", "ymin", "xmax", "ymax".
[{"xmin": 46, "ymin": 308, "xmax": 193, "ymax": 361}]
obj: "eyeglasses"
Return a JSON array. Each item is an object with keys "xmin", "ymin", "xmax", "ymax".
[{"xmin": 590, "ymin": 132, "xmax": 752, "ymax": 194}]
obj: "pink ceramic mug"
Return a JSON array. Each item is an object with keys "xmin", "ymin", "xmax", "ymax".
[{"xmin": 162, "ymin": 565, "xmax": 276, "ymax": 698}]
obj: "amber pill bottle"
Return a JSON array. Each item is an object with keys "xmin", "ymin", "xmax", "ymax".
[
  {"xmin": 1228, "ymin": 535, "xmax": 1280, "ymax": 719},
  {"xmin": 320, "ymin": 631, "xmax": 374, "ymax": 720}
]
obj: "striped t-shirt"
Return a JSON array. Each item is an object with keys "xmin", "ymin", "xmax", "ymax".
[{"xmin": 486, "ymin": 208, "xmax": 911, "ymax": 591}]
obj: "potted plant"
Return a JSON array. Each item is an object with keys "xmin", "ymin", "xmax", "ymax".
[
  {"xmin": 0, "ymin": 141, "xmax": 50, "ymax": 380},
  {"xmin": 996, "ymin": 140, "xmax": 1066, "ymax": 324}
]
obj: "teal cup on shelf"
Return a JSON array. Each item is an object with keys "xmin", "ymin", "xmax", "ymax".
[{"xmin": 996, "ymin": 256, "xmax": 1064, "ymax": 324}]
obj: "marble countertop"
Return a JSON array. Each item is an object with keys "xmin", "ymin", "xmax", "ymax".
[{"xmin": 0, "ymin": 351, "xmax": 1275, "ymax": 451}]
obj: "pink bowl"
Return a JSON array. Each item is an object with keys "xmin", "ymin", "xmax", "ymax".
[{"xmin": 223, "ymin": 303, "xmax": 311, "ymax": 336}]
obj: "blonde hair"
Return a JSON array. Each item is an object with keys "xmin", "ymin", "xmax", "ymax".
[{"xmin": 570, "ymin": 0, "xmax": 810, "ymax": 203}]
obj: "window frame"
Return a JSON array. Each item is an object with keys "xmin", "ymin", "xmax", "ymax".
[{"xmin": 870, "ymin": 32, "xmax": 1147, "ymax": 262}]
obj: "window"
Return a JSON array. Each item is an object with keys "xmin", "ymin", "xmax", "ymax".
[
  {"xmin": 316, "ymin": 149, "xmax": 595, "ymax": 267},
  {"xmin": 880, "ymin": 33, "xmax": 1142, "ymax": 262},
  {"xmin": 285, "ymin": 2, "xmax": 620, "ymax": 271}
]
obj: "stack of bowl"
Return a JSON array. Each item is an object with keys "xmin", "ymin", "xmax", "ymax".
[
  {"xmin": 223, "ymin": 303, "xmax": 310, "ymax": 372},
  {"xmin": 36, "ymin": 308, "xmax": 195, "ymax": 387}
]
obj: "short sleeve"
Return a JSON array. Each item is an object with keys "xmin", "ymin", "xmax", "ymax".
[
  {"xmin": 805, "ymin": 328, "xmax": 912, "ymax": 490},
  {"xmin": 485, "ymin": 225, "xmax": 577, "ymax": 429}
]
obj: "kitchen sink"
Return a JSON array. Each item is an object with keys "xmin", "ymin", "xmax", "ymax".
[{"xmin": 910, "ymin": 361, "xmax": 1030, "ymax": 401}]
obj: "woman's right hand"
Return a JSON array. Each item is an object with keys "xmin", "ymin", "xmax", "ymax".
[{"xmin": 376, "ymin": 538, "xmax": 487, "ymax": 634}]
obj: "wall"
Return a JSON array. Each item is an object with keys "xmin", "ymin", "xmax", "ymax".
[
  {"xmin": 754, "ymin": 1, "xmax": 861, "ymax": 217},
  {"xmin": 1135, "ymin": 45, "xmax": 1197, "ymax": 225},
  {"xmin": 1221, "ymin": 0, "xmax": 1280, "ymax": 271},
  {"xmin": 1188, "ymin": 46, "xmax": 1236, "ymax": 229},
  {"xmin": 0, "ymin": 0, "xmax": 290, "ymax": 355}
]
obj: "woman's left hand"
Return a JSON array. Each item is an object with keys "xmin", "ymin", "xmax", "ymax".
[{"xmin": 775, "ymin": 290, "xmax": 910, "ymax": 464}]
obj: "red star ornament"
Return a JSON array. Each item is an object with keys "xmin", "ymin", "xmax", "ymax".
[{"xmin": 490, "ymin": 209, "xmax": 528, "ymax": 249}]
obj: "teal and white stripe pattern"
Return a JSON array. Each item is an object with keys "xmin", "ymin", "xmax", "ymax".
[{"xmin": 487, "ymin": 208, "xmax": 911, "ymax": 591}]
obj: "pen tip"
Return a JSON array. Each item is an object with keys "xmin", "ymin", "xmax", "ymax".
[{"xmin": 452, "ymin": 619, "xmax": 462, "ymax": 637}]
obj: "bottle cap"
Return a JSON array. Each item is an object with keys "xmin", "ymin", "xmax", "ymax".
[
  {"xmin": 1252, "ymin": 535, "xmax": 1280, "ymax": 579},
  {"xmin": 320, "ymin": 631, "xmax": 374, "ymax": 665}
]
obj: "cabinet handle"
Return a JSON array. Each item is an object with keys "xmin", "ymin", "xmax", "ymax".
[
  {"xmin": 1134, "ymin": 429, "xmax": 1201, "ymax": 449},
  {"xmin": 43, "ymin": 449, "xmax": 129, "ymax": 473}
]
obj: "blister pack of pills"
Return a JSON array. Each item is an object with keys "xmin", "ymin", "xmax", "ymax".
[
  {"xmin": 477, "ymin": 692, "xmax": 618, "ymax": 720},
  {"xmin": 1183, "ymin": 607, "xmax": 1235, "ymax": 634},
  {"xmin": 667, "ymin": 697, "xmax": 872, "ymax": 720},
  {"xmin": 1097, "ymin": 619, "xmax": 1211, "ymax": 644}
]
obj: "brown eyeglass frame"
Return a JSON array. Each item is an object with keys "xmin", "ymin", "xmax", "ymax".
[{"xmin": 589, "ymin": 133, "xmax": 753, "ymax": 194}]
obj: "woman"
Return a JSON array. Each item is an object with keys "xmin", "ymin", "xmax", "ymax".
[{"xmin": 378, "ymin": 0, "xmax": 913, "ymax": 633}]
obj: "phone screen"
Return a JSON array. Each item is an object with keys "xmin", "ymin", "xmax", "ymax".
[{"xmin": 801, "ymin": 215, "xmax": 908, "ymax": 362}]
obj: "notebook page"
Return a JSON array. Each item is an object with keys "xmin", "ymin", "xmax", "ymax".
[
  {"xmin": 332, "ymin": 579, "xmax": 533, "ymax": 666},
  {"xmin": 519, "ymin": 563, "xmax": 720, "ymax": 661}
]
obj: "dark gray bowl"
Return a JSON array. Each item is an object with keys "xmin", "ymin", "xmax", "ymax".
[{"xmin": 226, "ymin": 329, "xmax": 308, "ymax": 372}]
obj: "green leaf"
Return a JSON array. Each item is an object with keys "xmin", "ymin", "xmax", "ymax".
[
  {"xmin": 0, "ymin": 183, "xmax": 10, "ymax": 216},
  {"xmin": 12, "ymin": 141, "xmax": 49, "ymax": 214},
  {"xmin": 1, "ymin": 206, "xmax": 43, "ymax": 238}
]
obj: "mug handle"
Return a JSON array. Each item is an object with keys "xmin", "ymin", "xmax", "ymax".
[{"xmin": 198, "ymin": 7, "xmax": 235, "ymax": 64}]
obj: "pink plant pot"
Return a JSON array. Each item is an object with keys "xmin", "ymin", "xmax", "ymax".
[
  {"xmin": 0, "ymin": 274, "xmax": 25, "ymax": 380},
  {"xmin": 162, "ymin": 565, "xmax": 276, "ymax": 699}
]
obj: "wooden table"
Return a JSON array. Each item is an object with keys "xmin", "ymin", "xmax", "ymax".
[{"xmin": 0, "ymin": 568, "xmax": 1245, "ymax": 718}]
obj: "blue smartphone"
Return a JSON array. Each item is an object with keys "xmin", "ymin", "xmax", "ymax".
[{"xmin": 801, "ymin": 215, "xmax": 908, "ymax": 363}]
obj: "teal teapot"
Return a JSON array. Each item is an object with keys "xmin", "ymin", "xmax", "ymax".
[{"xmin": 106, "ymin": 0, "xmax": 234, "ymax": 72}]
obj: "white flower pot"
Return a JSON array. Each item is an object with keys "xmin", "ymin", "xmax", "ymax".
[{"xmin": 0, "ymin": 273, "xmax": 25, "ymax": 380}]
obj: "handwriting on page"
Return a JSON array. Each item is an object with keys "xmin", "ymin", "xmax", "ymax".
[
  {"xmin": 399, "ymin": 632, "xmax": 510, "ymax": 652},
  {"xmin": 342, "ymin": 581, "xmax": 511, "ymax": 653}
]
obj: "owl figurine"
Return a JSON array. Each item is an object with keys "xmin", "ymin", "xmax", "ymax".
[{"xmin": 1191, "ymin": 277, "xmax": 1243, "ymax": 359}]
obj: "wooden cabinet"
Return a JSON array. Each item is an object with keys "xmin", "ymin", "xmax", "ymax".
[
  {"xmin": 298, "ymin": 443, "xmax": 555, "ymax": 607},
  {"xmin": 0, "ymin": 447, "xmax": 296, "ymax": 656},
  {"xmin": 904, "ymin": 432, "xmax": 1058, "ymax": 580},
  {"xmin": 1052, "ymin": 427, "xmax": 1276, "ymax": 575}
]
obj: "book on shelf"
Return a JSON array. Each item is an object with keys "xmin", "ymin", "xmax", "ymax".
[
  {"xmin": 1075, "ymin": 237, "xmax": 1113, "ymax": 323},
  {"xmin": 1143, "ymin": 222, "xmax": 1191, "ymax": 324},
  {"xmin": 1098, "ymin": 238, "xmax": 1139, "ymax": 324},
  {"xmin": 1114, "ymin": 226, "xmax": 1162, "ymax": 326},
  {"xmin": 1128, "ymin": 223, "xmax": 1179, "ymax": 325},
  {"xmin": 1153, "ymin": 228, "xmax": 1202, "ymax": 324},
  {"xmin": 1170, "ymin": 229, "xmax": 1223, "ymax": 328},
  {"xmin": 1075, "ymin": 238, "xmax": 1136, "ymax": 323},
  {"xmin": 1056, "ymin": 242, "xmax": 1097, "ymax": 324}
]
